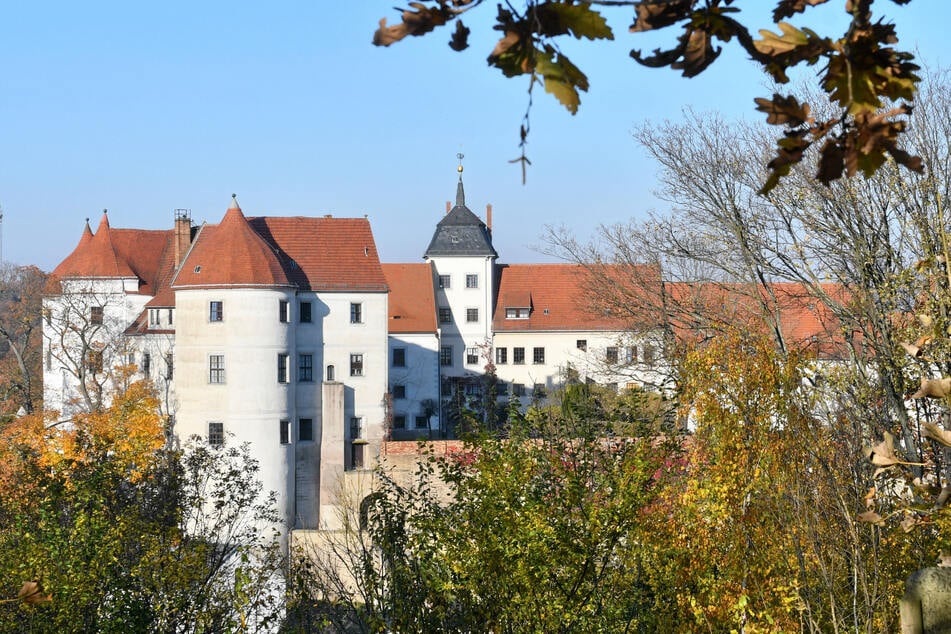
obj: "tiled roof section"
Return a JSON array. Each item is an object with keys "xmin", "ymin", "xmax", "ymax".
[
  {"xmin": 383, "ymin": 263, "xmax": 437, "ymax": 333},
  {"xmin": 111, "ymin": 228, "xmax": 173, "ymax": 295},
  {"xmin": 492, "ymin": 264, "xmax": 659, "ymax": 332},
  {"xmin": 247, "ymin": 216, "xmax": 387, "ymax": 292},
  {"xmin": 172, "ymin": 202, "xmax": 291, "ymax": 289},
  {"xmin": 52, "ymin": 213, "xmax": 137, "ymax": 279},
  {"xmin": 423, "ymin": 177, "xmax": 497, "ymax": 258},
  {"xmin": 666, "ymin": 282, "xmax": 854, "ymax": 358}
]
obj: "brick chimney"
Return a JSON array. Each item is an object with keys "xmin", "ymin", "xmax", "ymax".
[
  {"xmin": 173, "ymin": 209, "xmax": 193, "ymax": 266},
  {"xmin": 486, "ymin": 203, "xmax": 493, "ymax": 236},
  {"xmin": 445, "ymin": 201, "xmax": 451, "ymax": 214}
]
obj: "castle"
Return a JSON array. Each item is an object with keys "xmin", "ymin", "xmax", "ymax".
[{"xmin": 40, "ymin": 169, "xmax": 689, "ymax": 532}]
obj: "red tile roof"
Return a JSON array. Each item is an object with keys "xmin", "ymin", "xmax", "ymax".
[
  {"xmin": 492, "ymin": 264, "xmax": 660, "ymax": 332},
  {"xmin": 383, "ymin": 263, "xmax": 437, "ymax": 333},
  {"xmin": 247, "ymin": 216, "xmax": 387, "ymax": 292},
  {"xmin": 172, "ymin": 202, "xmax": 291, "ymax": 289}
]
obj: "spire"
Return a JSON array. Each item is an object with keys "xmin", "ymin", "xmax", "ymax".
[
  {"xmin": 229, "ymin": 193, "xmax": 240, "ymax": 211},
  {"xmin": 455, "ymin": 152, "xmax": 465, "ymax": 207}
]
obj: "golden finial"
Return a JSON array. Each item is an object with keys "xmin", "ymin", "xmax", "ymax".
[{"xmin": 457, "ymin": 152, "xmax": 464, "ymax": 173}]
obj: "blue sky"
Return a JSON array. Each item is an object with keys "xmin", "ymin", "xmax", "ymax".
[{"xmin": 1, "ymin": 1, "xmax": 947, "ymax": 271}]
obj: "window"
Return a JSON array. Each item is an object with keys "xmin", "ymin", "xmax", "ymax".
[
  {"xmin": 466, "ymin": 274, "xmax": 478, "ymax": 288},
  {"xmin": 533, "ymin": 383, "xmax": 547, "ymax": 398},
  {"xmin": 393, "ymin": 384, "xmax": 406, "ymax": 399},
  {"xmin": 533, "ymin": 347, "xmax": 545, "ymax": 364},
  {"xmin": 606, "ymin": 382, "xmax": 618, "ymax": 393},
  {"xmin": 438, "ymin": 274, "xmax": 451, "ymax": 289},
  {"xmin": 351, "ymin": 443, "xmax": 365, "ymax": 470},
  {"xmin": 299, "ymin": 354, "xmax": 313, "ymax": 382},
  {"xmin": 149, "ymin": 309, "xmax": 160, "ymax": 326},
  {"xmin": 350, "ymin": 302, "xmax": 363, "ymax": 324},
  {"xmin": 440, "ymin": 346, "xmax": 453, "ymax": 367},
  {"xmin": 142, "ymin": 352, "xmax": 151, "ymax": 376},
  {"xmin": 350, "ymin": 353, "xmax": 364, "ymax": 376},
  {"xmin": 91, "ymin": 306, "xmax": 104, "ymax": 325},
  {"xmin": 326, "ymin": 365, "xmax": 335, "ymax": 381},
  {"xmin": 513, "ymin": 347, "xmax": 525, "ymax": 365},
  {"xmin": 495, "ymin": 347, "xmax": 507, "ymax": 364},
  {"xmin": 415, "ymin": 415, "xmax": 428, "ymax": 429},
  {"xmin": 299, "ymin": 418, "xmax": 313, "ymax": 442},
  {"xmin": 626, "ymin": 346, "xmax": 638, "ymax": 364},
  {"xmin": 208, "ymin": 422, "xmax": 224, "ymax": 447},
  {"xmin": 86, "ymin": 349, "xmax": 103, "ymax": 373},
  {"xmin": 606, "ymin": 346, "xmax": 618, "ymax": 364},
  {"xmin": 513, "ymin": 383, "xmax": 526, "ymax": 397},
  {"xmin": 466, "ymin": 308, "xmax": 479, "ymax": 323},
  {"xmin": 279, "ymin": 420, "xmax": 290, "ymax": 445},
  {"xmin": 643, "ymin": 344, "xmax": 655, "ymax": 367},
  {"xmin": 299, "ymin": 301, "xmax": 312, "ymax": 323},
  {"xmin": 393, "ymin": 415, "xmax": 407, "ymax": 429},
  {"xmin": 438, "ymin": 307, "xmax": 452, "ymax": 324},
  {"xmin": 392, "ymin": 347, "xmax": 406, "ymax": 367},
  {"xmin": 279, "ymin": 300, "xmax": 290, "ymax": 323},
  {"xmin": 45, "ymin": 348, "xmax": 52, "ymax": 371},
  {"xmin": 351, "ymin": 417, "xmax": 364, "ymax": 439},
  {"xmin": 506, "ymin": 307, "xmax": 530, "ymax": 319},
  {"xmin": 209, "ymin": 354, "xmax": 225, "ymax": 383},
  {"xmin": 165, "ymin": 353, "xmax": 173, "ymax": 380},
  {"xmin": 277, "ymin": 353, "xmax": 289, "ymax": 383},
  {"xmin": 209, "ymin": 301, "xmax": 223, "ymax": 322},
  {"xmin": 441, "ymin": 379, "xmax": 452, "ymax": 397},
  {"xmin": 466, "ymin": 347, "xmax": 479, "ymax": 365},
  {"xmin": 168, "ymin": 309, "xmax": 173, "ymax": 325},
  {"xmin": 576, "ymin": 339, "xmax": 587, "ymax": 351}
]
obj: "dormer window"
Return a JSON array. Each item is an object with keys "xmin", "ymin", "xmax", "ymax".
[
  {"xmin": 505, "ymin": 307, "xmax": 530, "ymax": 320},
  {"xmin": 149, "ymin": 309, "xmax": 160, "ymax": 327}
]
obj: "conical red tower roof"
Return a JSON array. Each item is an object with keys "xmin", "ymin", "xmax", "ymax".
[
  {"xmin": 52, "ymin": 212, "xmax": 136, "ymax": 278},
  {"xmin": 172, "ymin": 197, "xmax": 290, "ymax": 289}
]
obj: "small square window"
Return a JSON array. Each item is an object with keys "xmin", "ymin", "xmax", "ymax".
[
  {"xmin": 393, "ymin": 415, "xmax": 407, "ymax": 429},
  {"xmin": 513, "ymin": 383, "xmax": 526, "ymax": 397},
  {"xmin": 91, "ymin": 306, "xmax": 104, "ymax": 325},
  {"xmin": 466, "ymin": 347, "xmax": 479, "ymax": 365},
  {"xmin": 533, "ymin": 347, "xmax": 545, "ymax": 364},
  {"xmin": 209, "ymin": 354, "xmax": 225, "ymax": 383},
  {"xmin": 350, "ymin": 353, "xmax": 364, "ymax": 376},
  {"xmin": 393, "ymin": 384, "xmax": 406, "ymax": 399},
  {"xmin": 533, "ymin": 383, "xmax": 546, "ymax": 398},
  {"xmin": 513, "ymin": 347, "xmax": 525, "ymax": 365},
  {"xmin": 466, "ymin": 308, "xmax": 479, "ymax": 323},
  {"xmin": 350, "ymin": 302, "xmax": 363, "ymax": 324},
  {"xmin": 606, "ymin": 347, "xmax": 619, "ymax": 364},
  {"xmin": 495, "ymin": 347, "xmax": 507, "ymax": 364},
  {"xmin": 209, "ymin": 301, "xmax": 223, "ymax": 322},
  {"xmin": 277, "ymin": 353, "xmax": 289, "ymax": 383},
  {"xmin": 299, "ymin": 354, "xmax": 313, "ymax": 382},
  {"xmin": 208, "ymin": 422, "xmax": 224, "ymax": 447},
  {"xmin": 299, "ymin": 418, "xmax": 314, "ymax": 442},
  {"xmin": 438, "ymin": 274, "xmax": 451, "ymax": 289},
  {"xmin": 300, "ymin": 301, "xmax": 312, "ymax": 323},
  {"xmin": 392, "ymin": 348, "xmax": 406, "ymax": 367},
  {"xmin": 440, "ymin": 346, "xmax": 453, "ymax": 367},
  {"xmin": 438, "ymin": 307, "xmax": 452, "ymax": 324},
  {"xmin": 415, "ymin": 415, "xmax": 428, "ymax": 429},
  {"xmin": 279, "ymin": 300, "xmax": 290, "ymax": 323},
  {"xmin": 280, "ymin": 420, "xmax": 290, "ymax": 445},
  {"xmin": 466, "ymin": 274, "xmax": 478, "ymax": 288},
  {"xmin": 576, "ymin": 339, "xmax": 587, "ymax": 351}
]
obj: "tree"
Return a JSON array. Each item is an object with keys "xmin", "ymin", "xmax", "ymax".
[
  {"xmin": 288, "ymin": 384, "xmax": 678, "ymax": 632},
  {"xmin": 0, "ymin": 380, "xmax": 284, "ymax": 632},
  {"xmin": 0, "ymin": 264, "xmax": 46, "ymax": 419},
  {"xmin": 374, "ymin": 0, "xmax": 922, "ymax": 189}
]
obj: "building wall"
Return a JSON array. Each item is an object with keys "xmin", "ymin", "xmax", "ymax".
[
  {"xmin": 388, "ymin": 331, "xmax": 441, "ymax": 437},
  {"xmin": 429, "ymin": 256, "xmax": 495, "ymax": 377}
]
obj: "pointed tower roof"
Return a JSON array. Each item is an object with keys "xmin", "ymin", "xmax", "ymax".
[
  {"xmin": 172, "ymin": 196, "xmax": 291, "ymax": 289},
  {"xmin": 423, "ymin": 162, "xmax": 497, "ymax": 259},
  {"xmin": 51, "ymin": 211, "xmax": 137, "ymax": 278}
]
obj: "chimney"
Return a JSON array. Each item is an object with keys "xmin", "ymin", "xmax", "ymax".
[
  {"xmin": 174, "ymin": 209, "xmax": 192, "ymax": 266},
  {"xmin": 445, "ymin": 201, "xmax": 451, "ymax": 214},
  {"xmin": 486, "ymin": 203, "xmax": 493, "ymax": 236}
]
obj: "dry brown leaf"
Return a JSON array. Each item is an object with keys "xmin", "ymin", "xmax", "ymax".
[
  {"xmin": 919, "ymin": 313, "xmax": 934, "ymax": 329},
  {"xmin": 923, "ymin": 421, "xmax": 951, "ymax": 448},
  {"xmin": 857, "ymin": 510, "xmax": 885, "ymax": 526},
  {"xmin": 900, "ymin": 341, "xmax": 922, "ymax": 358},
  {"xmin": 864, "ymin": 431, "xmax": 926, "ymax": 467},
  {"xmin": 863, "ymin": 487, "xmax": 876, "ymax": 510},
  {"xmin": 901, "ymin": 514, "xmax": 923, "ymax": 532},
  {"xmin": 911, "ymin": 377, "xmax": 951, "ymax": 399},
  {"xmin": 18, "ymin": 581, "xmax": 50, "ymax": 604}
]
